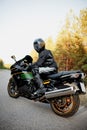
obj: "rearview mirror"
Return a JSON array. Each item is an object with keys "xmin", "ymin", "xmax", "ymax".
[{"xmin": 11, "ymin": 55, "xmax": 16, "ymax": 62}]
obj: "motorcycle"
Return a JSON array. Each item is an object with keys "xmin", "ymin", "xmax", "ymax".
[{"xmin": 7, "ymin": 55, "xmax": 86, "ymax": 117}]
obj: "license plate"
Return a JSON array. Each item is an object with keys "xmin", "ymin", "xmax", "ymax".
[{"xmin": 80, "ymin": 82, "xmax": 86, "ymax": 93}]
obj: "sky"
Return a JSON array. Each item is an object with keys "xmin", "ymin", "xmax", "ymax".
[{"xmin": 0, "ymin": 0, "xmax": 87, "ymax": 64}]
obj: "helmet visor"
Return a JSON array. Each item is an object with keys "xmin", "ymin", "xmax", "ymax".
[{"xmin": 34, "ymin": 43, "xmax": 40, "ymax": 52}]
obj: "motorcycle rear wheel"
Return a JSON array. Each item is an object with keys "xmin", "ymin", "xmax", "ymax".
[
  {"xmin": 50, "ymin": 94, "xmax": 80, "ymax": 117},
  {"xmin": 7, "ymin": 77, "xmax": 19, "ymax": 98}
]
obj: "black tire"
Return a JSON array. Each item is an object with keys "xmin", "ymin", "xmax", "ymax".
[
  {"xmin": 50, "ymin": 94, "xmax": 80, "ymax": 117},
  {"xmin": 7, "ymin": 77, "xmax": 19, "ymax": 98}
]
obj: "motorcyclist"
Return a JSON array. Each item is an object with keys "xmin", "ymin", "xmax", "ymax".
[{"xmin": 29, "ymin": 38, "xmax": 58, "ymax": 97}]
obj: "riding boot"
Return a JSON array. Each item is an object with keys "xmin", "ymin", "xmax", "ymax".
[{"xmin": 33, "ymin": 74, "xmax": 45, "ymax": 96}]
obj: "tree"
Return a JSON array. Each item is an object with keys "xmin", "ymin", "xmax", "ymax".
[
  {"xmin": 30, "ymin": 49, "xmax": 38, "ymax": 62},
  {"xmin": 80, "ymin": 8, "xmax": 87, "ymax": 35},
  {"xmin": 53, "ymin": 8, "xmax": 87, "ymax": 72},
  {"xmin": 45, "ymin": 37, "xmax": 56, "ymax": 51},
  {"xmin": 0, "ymin": 59, "xmax": 4, "ymax": 69}
]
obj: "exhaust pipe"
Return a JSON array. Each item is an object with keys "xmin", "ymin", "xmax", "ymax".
[{"xmin": 45, "ymin": 87, "xmax": 75, "ymax": 99}]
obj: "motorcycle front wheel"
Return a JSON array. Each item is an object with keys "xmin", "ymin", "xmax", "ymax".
[
  {"xmin": 7, "ymin": 77, "xmax": 19, "ymax": 98},
  {"xmin": 50, "ymin": 94, "xmax": 80, "ymax": 117}
]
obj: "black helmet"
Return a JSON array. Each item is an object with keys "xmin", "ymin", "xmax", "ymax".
[{"xmin": 33, "ymin": 38, "xmax": 45, "ymax": 52}]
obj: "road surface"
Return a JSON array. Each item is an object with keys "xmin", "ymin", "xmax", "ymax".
[{"xmin": 0, "ymin": 69, "xmax": 87, "ymax": 130}]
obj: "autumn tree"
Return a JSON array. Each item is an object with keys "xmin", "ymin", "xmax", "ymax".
[
  {"xmin": 80, "ymin": 8, "xmax": 87, "ymax": 36},
  {"xmin": 45, "ymin": 37, "xmax": 56, "ymax": 51},
  {"xmin": 53, "ymin": 8, "xmax": 87, "ymax": 72}
]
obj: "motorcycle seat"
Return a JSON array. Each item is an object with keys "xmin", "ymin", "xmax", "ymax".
[{"xmin": 47, "ymin": 70, "xmax": 81, "ymax": 79}]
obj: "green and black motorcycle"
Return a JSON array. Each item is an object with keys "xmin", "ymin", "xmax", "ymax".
[{"xmin": 7, "ymin": 55, "xmax": 86, "ymax": 117}]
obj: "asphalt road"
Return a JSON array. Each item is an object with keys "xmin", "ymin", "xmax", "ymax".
[{"xmin": 0, "ymin": 69, "xmax": 87, "ymax": 130}]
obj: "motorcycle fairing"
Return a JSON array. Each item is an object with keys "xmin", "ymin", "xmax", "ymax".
[{"xmin": 20, "ymin": 71, "xmax": 34, "ymax": 79}]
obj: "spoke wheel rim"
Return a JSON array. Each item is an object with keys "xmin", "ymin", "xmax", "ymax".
[{"xmin": 52, "ymin": 96, "xmax": 73, "ymax": 114}]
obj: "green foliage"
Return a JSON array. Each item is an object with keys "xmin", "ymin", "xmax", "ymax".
[
  {"xmin": 0, "ymin": 58, "xmax": 7, "ymax": 69},
  {"xmin": 0, "ymin": 59, "xmax": 4, "ymax": 69}
]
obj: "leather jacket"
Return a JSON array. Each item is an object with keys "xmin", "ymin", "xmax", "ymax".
[{"xmin": 32, "ymin": 49, "xmax": 58, "ymax": 70}]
